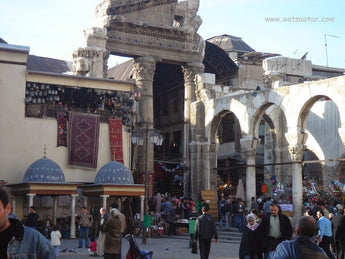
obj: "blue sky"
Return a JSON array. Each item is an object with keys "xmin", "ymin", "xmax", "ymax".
[{"xmin": 1, "ymin": 0, "xmax": 344, "ymax": 68}]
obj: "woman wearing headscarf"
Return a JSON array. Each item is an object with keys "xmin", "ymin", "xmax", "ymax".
[{"xmin": 239, "ymin": 213, "xmax": 262, "ymax": 259}]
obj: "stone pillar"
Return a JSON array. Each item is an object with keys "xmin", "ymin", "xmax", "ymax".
[
  {"xmin": 286, "ymin": 131, "xmax": 307, "ymax": 224},
  {"xmin": 10, "ymin": 195, "xmax": 16, "ymax": 213},
  {"xmin": 133, "ymin": 57, "xmax": 157, "ymax": 196},
  {"xmin": 289, "ymin": 144, "xmax": 305, "ymax": 224},
  {"xmin": 26, "ymin": 193, "xmax": 36, "ymax": 212},
  {"xmin": 182, "ymin": 63, "xmax": 204, "ymax": 198},
  {"xmin": 70, "ymin": 194, "xmax": 78, "ymax": 239},
  {"xmin": 84, "ymin": 196, "xmax": 88, "ymax": 208},
  {"xmin": 240, "ymin": 137, "xmax": 260, "ymax": 208},
  {"xmin": 101, "ymin": 194, "xmax": 110, "ymax": 209},
  {"xmin": 53, "ymin": 197, "xmax": 58, "ymax": 225},
  {"xmin": 140, "ymin": 195, "xmax": 145, "ymax": 221}
]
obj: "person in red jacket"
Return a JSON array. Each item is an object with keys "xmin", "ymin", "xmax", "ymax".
[{"xmin": 88, "ymin": 238, "xmax": 97, "ymax": 256}]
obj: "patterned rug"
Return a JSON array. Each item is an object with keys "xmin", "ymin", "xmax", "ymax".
[
  {"xmin": 56, "ymin": 111, "xmax": 67, "ymax": 146},
  {"xmin": 68, "ymin": 112, "xmax": 100, "ymax": 168},
  {"xmin": 108, "ymin": 117, "xmax": 123, "ymax": 164}
]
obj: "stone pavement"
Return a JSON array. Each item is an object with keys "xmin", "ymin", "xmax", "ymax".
[{"xmin": 57, "ymin": 234, "xmax": 240, "ymax": 259}]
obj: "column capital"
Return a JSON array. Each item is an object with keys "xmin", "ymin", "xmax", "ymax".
[
  {"xmin": 133, "ymin": 57, "xmax": 159, "ymax": 81},
  {"xmin": 71, "ymin": 194, "xmax": 78, "ymax": 198},
  {"xmin": 288, "ymin": 143, "xmax": 306, "ymax": 161},
  {"xmin": 240, "ymin": 136, "xmax": 260, "ymax": 158},
  {"xmin": 26, "ymin": 193, "xmax": 36, "ymax": 197},
  {"xmin": 100, "ymin": 194, "xmax": 110, "ymax": 198}
]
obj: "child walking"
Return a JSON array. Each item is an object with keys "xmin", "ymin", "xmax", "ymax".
[{"xmin": 50, "ymin": 225, "xmax": 62, "ymax": 257}]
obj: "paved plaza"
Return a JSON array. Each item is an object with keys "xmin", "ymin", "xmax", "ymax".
[{"xmin": 58, "ymin": 234, "xmax": 240, "ymax": 259}]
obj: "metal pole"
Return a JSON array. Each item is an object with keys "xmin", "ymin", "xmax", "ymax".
[
  {"xmin": 142, "ymin": 124, "xmax": 148, "ymax": 244},
  {"xmin": 325, "ymin": 34, "xmax": 328, "ymax": 67}
]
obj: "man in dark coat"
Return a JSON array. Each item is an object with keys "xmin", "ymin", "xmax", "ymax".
[
  {"xmin": 97, "ymin": 207, "xmax": 109, "ymax": 256},
  {"xmin": 257, "ymin": 201, "xmax": 293, "ymax": 259},
  {"xmin": 26, "ymin": 206, "xmax": 39, "ymax": 229},
  {"xmin": 270, "ymin": 215, "xmax": 328, "ymax": 259},
  {"xmin": 194, "ymin": 204, "xmax": 218, "ymax": 259},
  {"xmin": 332, "ymin": 208, "xmax": 345, "ymax": 259}
]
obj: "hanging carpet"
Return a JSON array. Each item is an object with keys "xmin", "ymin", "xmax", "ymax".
[
  {"xmin": 56, "ymin": 111, "xmax": 68, "ymax": 146},
  {"xmin": 68, "ymin": 112, "xmax": 100, "ymax": 168},
  {"xmin": 108, "ymin": 117, "xmax": 124, "ymax": 164}
]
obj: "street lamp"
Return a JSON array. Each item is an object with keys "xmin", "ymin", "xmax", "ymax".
[{"xmin": 131, "ymin": 124, "xmax": 163, "ymax": 244}]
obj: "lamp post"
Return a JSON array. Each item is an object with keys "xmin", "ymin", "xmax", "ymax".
[{"xmin": 131, "ymin": 124, "xmax": 163, "ymax": 244}]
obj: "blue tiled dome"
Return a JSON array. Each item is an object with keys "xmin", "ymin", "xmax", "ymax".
[
  {"xmin": 23, "ymin": 157, "xmax": 65, "ymax": 183},
  {"xmin": 95, "ymin": 161, "xmax": 134, "ymax": 184}
]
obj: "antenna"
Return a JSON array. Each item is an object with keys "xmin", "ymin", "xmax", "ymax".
[{"xmin": 324, "ymin": 34, "xmax": 340, "ymax": 67}]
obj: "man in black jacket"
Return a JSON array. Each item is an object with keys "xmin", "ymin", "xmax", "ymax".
[
  {"xmin": 257, "ymin": 201, "xmax": 293, "ymax": 259},
  {"xmin": 269, "ymin": 215, "xmax": 328, "ymax": 259},
  {"xmin": 194, "ymin": 204, "xmax": 218, "ymax": 259}
]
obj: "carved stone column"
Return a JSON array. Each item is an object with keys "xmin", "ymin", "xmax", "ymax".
[
  {"xmin": 26, "ymin": 193, "xmax": 36, "ymax": 212},
  {"xmin": 182, "ymin": 63, "xmax": 204, "ymax": 197},
  {"xmin": 70, "ymin": 194, "xmax": 78, "ymax": 239},
  {"xmin": 240, "ymin": 137, "xmax": 260, "ymax": 207},
  {"xmin": 10, "ymin": 195, "xmax": 16, "ymax": 213},
  {"xmin": 140, "ymin": 195, "xmax": 145, "ymax": 221},
  {"xmin": 289, "ymin": 144, "xmax": 305, "ymax": 224},
  {"xmin": 83, "ymin": 196, "xmax": 88, "ymax": 208},
  {"xmin": 285, "ymin": 131, "xmax": 307, "ymax": 224},
  {"xmin": 134, "ymin": 57, "xmax": 157, "ymax": 184},
  {"xmin": 100, "ymin": 194, "xmax": 110, "ymax": 210},
  {"xmin": 53, "ymin": 197, "xmax": 58, "ymax": 225}
]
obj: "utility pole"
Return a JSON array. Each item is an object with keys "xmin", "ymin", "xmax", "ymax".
[{"xmin": 324, "ymin": 34, "xmax": 340, "ymax": 67}]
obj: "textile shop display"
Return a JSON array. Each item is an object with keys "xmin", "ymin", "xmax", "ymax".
[{"xmin": 68, "ymin": 112, "xmax": 100, "ymax": 168}]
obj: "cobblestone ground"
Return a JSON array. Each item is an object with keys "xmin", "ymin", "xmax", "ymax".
[{"xmin": 58, "ymin": 235, "xmax": 240, "ymax": 259}]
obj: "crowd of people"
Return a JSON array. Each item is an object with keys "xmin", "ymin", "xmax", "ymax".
[
  {"xmin": 3, "ymin": 184, "xmax": 345, "ymax": 259},
  {"xmin": 236, "ymin": 194, "xmax": 345, "ymax": 259}
]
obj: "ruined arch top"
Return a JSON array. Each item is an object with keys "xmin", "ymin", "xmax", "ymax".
[{"xmin": 96, "ymin": 0, "xmax": 205, "ymax": 63}]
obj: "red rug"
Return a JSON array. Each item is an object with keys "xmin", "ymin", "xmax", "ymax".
[
  {"xmin": 68, "ymin": 112, "xmax": 100, "ymax": 168},
  {"xmin": 56, "ymin": 111, "xmax": 67, "ymax": 146},
  {"xmin": 108, "ymin": 117, "xmax": 123, "ymax": 164}
]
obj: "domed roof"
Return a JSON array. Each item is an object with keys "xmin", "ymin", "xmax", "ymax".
[
  {"xmin": 95, "ymin": 161, "xmax": 134, "ymax": 185},
  {"xmin": 23, "ymin": 157, "xmax": 65, "ymax": 183}
]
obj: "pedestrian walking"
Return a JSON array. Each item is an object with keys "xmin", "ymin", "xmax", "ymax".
[
  {"xmin": 239, "ymin": 213, "xmax": 262, "ymax": 259},
  {"xmin": 317, "ymin": 210, "xmax": 335, "ymax": 259},
  {"xmin": 194, "ymin": 204, "xmax": 218, "ymax": 259},
  {"xmin": 167, "ymin": 201, "xmax": 177, "ymax": 235},
  {"xmin": 270, "ymin": 215, "xmax": 328, "ymax": 259},
  {"xmin": 257, "ymin": 201, "xmax": 293, "ymax": 259},
  {"xmin": 51, "ymin": 225, "xmax": 62, "ymax": 257}
]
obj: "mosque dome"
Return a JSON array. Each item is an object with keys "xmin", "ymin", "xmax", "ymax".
[
  {"xmin": 23, "ymin": 157, "xmax": 65, "ymax": 183},
  {"xmin": 95, "ymin": 161, "xmax": 134, "ymax": 185}
]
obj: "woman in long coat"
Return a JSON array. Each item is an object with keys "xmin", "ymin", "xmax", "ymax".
[{"xmin": 103, "ymin": 209, "xmax": 122, "ymax": 259}]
